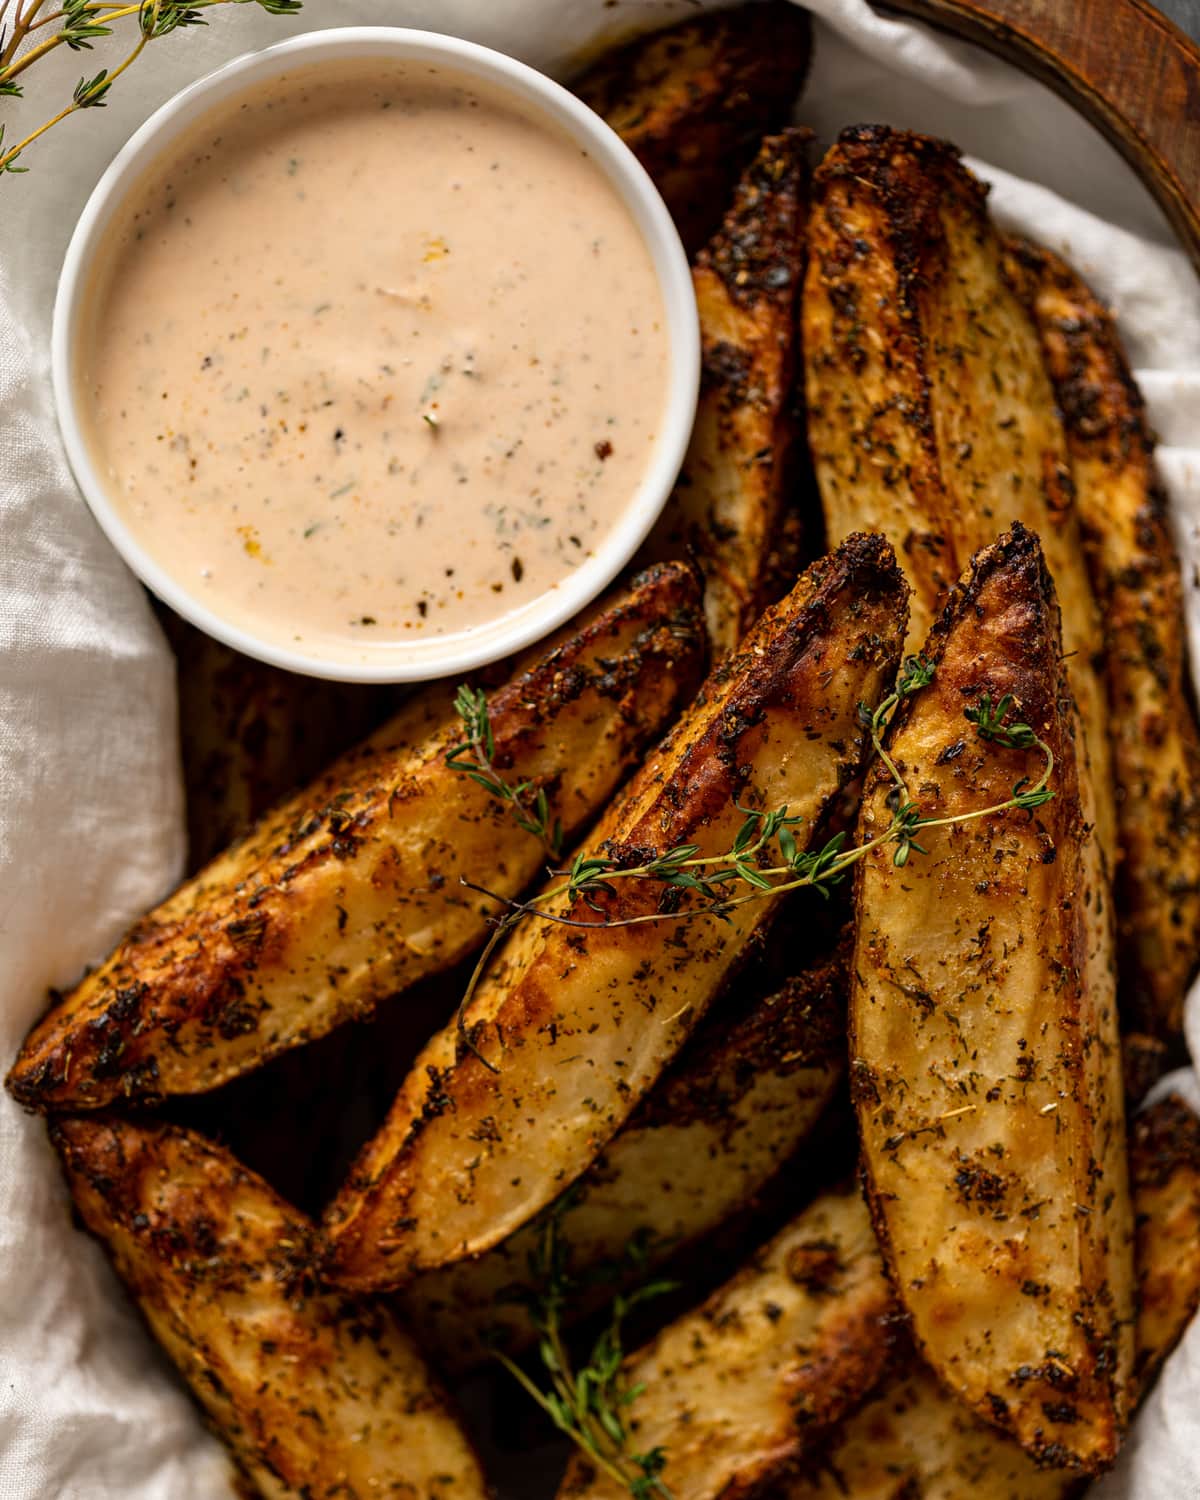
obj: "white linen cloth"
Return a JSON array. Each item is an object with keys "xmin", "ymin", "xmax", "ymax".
[{"xmin": 2, "ymin": 1, "xmax": 1198, "ymax": 1495}]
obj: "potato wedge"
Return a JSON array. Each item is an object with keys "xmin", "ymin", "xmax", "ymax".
[
  {"xmin": 803, "ymin": 127, "xmax": 1114, "ymax": 862},
  {"xmin": 159, "ymin": 608, "xmax": 395, "ymax": 870},
  {"xmin": 1003, "ymin": 236, "xmax": 1200, "ymax": 1036},
  {"xmin": 323, "ymin": 534, "xmax": 908, "ymax": 1288},
  {"xmin": 636, "ymin": 128, "xmax": 809, "ymax": 655},
  {"xmin": 851, "ymin": 523, "xmax": 1133, "ymax": 1470},
  {"xmin": 556, "ymin": 1182, "xmax": 894, "ymax": 1500},
  {"xmin": 6, "ymin": 565, "xmax": 705, "ymax": 1111},
  {"xmin": 51, "ymin": 1116, "xmax": 488, "ymax": 1500},
  {"xmin": 1129, "ymin": 1092, "xmax": 1200, "ymax": 1386},
  {"xmin": 401, "ymin": 948, "xmax": 846, "ymax": 1373},
  {"xmin": 573, "ymin": 2, "xmax": 811, "ymax": 257},
  {"xmin": 777, "ymin": 1093, "xmax": 1200, "ymax": 1500}
]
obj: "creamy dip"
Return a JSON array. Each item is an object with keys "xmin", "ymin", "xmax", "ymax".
[{"xmin": 77, "ymin": 60, "xmax": 671, "ymax": 659}]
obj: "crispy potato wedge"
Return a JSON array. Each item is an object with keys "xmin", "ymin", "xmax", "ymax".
[
  {"xmin": 803, "ymin": 127, "xmax": 1114, "ymax": 862},
  {"xmin": 636, "ymin": 128, "xmax": 809, "ymax": 655},
  {"xmin": 556, "ymin": 1183, "xmax": 894, "ymax": 1500},
  {"xmin": 851, "ymin": 523, "xmax": 1133, "ymax": 1470},
  {"xmin": 572, "ymin": 2, "xmax": 811, "ymax": 257},
  {"xmin": 1129, "ymin": 1093, "xmax": 1200, "ymax": 1385},
  {"xmin": 323, "ymin": 534, "xmax": 907, "ymax": 1288},
  {"xmin": 51, "ymin": 1116, "xmax": 488, "ymax": 1500},
  {"xmin": 401, "ymin": 949, "xmax": 846, "ymax": 1373},
  {"xmin": 159, "ymin": 609, "xmax": 395, "ymax": 870},
  {"xmin": 6, "ymin": 565, "xmax": 705, "ymax": 1111},
  {"xmin": 1003, "ymin": 236, "xmax": 1200, "ymax": 1036},
  {"xmin": 778, "ymin": 1093, "xmax": 1200, "ymax": 1500}
]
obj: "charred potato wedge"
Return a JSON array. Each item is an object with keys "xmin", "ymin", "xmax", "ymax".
[
  {"xmin": 637, "ymin": 129, "xmax": 809, "ymax": 655},
  {"xmin": 7, "ymin": 565, "xmax": 705, "ymax": 1111},
  {"xmin": 1004, "ymin": 235, "xmax": 1200, "ymax": 1036},
  {"xmin": 51, "ymin": 1116, "xmax": 487, "ymax": 1500},
  {"xmin": 779, "ymin": 1093, "xmax": 1200, "ymax": 1500},
  {"xmin": 573, "ymin": 2, "xmax": 811, "ymax": 256},
  {"xmin": 803, "ymin": 127, "xmax": 1114, "ymax": 863},
  {"xmin": 323, "ymin": 535, "xmax": 907, "ymax": 1287},
  {"xmin": 159, "ymin": 609, "xmax": 396, "ymax": 871},
  {"xmin": 850, "ymin": 524, "xmax": 1133, "ymax": 1470},
  {"xmin": 557, "ymin": 1183, "xmax": 894, "ymax": 1500},
  {"xmin": 402, "ymin": 949, "xmax": 846, "ymax": 1373}
]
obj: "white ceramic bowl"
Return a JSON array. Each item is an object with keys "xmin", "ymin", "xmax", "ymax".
[{"xmin": 52, "ymin": 26, "xmax": 700, "ymax": 683}]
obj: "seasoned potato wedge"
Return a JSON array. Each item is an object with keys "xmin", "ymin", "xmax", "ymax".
[
  {"xmin": 573, "ymin": 2, "xmax": 811, "ymax": 256},
  {"xmin": 637, "ymin": 128, "xmax": 809, "ymax": 655},
  {"xmin": 159, "ymin": 609, "xmax": 396, "ymax": 871},
  {"xmin": 556, "ymin": 1183, "xmax": 893, "ymax": 1500},
  {"xmin": 778, "ymin": 1093, "xmax": 1200, "ymax": 1500},
  {"xmin": 851, "ymin": 523, "xmax": 1133, "ymax": 1470},
  {"xmin": 803, "ymin": 127, "xmax": 1114, "ymax": 862},
  {"xmin": 1129, "ymin": 1093, "xmax": 1200, "ymax": 1385},
  {"xmin": 51, "ymin": 1116, "xmax": 488, "ymax": 1500},
  {"xmin": 1003, "ymin": 236, "xmax": 1200, "ymax": 1036},
  {"xmin": 323, "ymin": 534, "xmax": 907, "ymax": 1288},
  {"xmin": 6, "ymin": 566, "xmax": 704, "ymax": 1111},
  {"xmin": 401, "ymin": 949, "xmax": 846, "ymax": 1373}
]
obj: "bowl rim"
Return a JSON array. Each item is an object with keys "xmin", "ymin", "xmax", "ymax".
[{"xmin": 51, "ymin": 24, "xmax": 700, "ymax": 683}]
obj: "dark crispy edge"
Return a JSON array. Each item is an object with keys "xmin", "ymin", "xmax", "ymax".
[
  {"xmin": 695, "ymin": 125, "xmax": 813, "ymax": 314},
  {"xmin": 850, "ymin": 522, "xmax": 1127, "ymax": 1474},
  {"xmin": 1129, "ymin": 1092, "xmax": 1200, "ymax": 1193}
]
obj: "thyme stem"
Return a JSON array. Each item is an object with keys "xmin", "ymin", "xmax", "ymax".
[{"xmin": 447, "ymin": 661, "xmax": 1056, "ymax": 1077}]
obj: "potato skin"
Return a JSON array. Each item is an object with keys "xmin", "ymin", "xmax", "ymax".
[
  {"xmin": 803, "ymin": 126, "xmax": 1114, "ymax": 863},
  {"xmin": 637, "ymin": 128, "xmax": 810, "ymax": 655},
  {"xmin": 158, "ymin": 608, "xmax": 397, "ymax": 871},
  {"xmin": 400, "ymin": 949, "xmax": 845, "ymax": 1373},
  {"xmin": 322, "ymin": 534, "xmax": 908, "ymax": 1288},
  {"xmin": 572, "ymin": 1, "xmax": 811, "ymax": 256},
  {"xmin": 1003, "ymin": 235, "xmax": 1200, "ymax": 1037},
  {"xmin": 850, "ymin": 524, "xmax": 1133, "ymax": 1471},
  {"xmin": 556, "ymin": 1183, "xmax": 894, "ymax": 1500},
  {"xmin": 6, "ymin": 565, "xmax": 704, "ymax": 1111},
  {"xmin": 776, "ymin": 1094, "xmax": 1200, "ymax": 1500},
  {"xmin": 50, "ymin": 1116, "xmax": 488, "ymax": 1500}
]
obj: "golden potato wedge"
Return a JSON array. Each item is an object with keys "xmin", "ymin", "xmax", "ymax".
[
  {"xmin": 51, "ymin": 1116, "xmax": 488, "ymax": 1500},
  {"xmin": 1003, "ymin": 236, "xmax": 1200, "ymax": 1037},
  {"xmin": 777, "ymin": 1093, "xmax": 1200, "ymax": 1500},
  {"xmin": 401, "ymin": 948, "xmax": 846, "ymax": 1373},
  {"xmin": 6, "ymin": 565, "xmax": 705, "ymax": 1111},
  {"xmin": 573, "ymin": 2, "xmax": 811, "ymax": 256},
  {"xmin": 158, "ymin": 608, "xmax": 395, "ymax": 870},
  {"xmin": 556, "ymin": 1182, "xmax": 893, "ymax": 1500},
  {"xmin": 1129, "ymin": 1092, "xmax": 1200, "ymax": 1386},
  {"xmin": 323, "ymin": 534, "xmax": 908, "ymax": 1288},
  {"xmin": 851, "ymin": 523, "xmax": 1133, "ymax": 1471},
  {"xmin": 636, "ymin": 128, "xmax": 809, "ymax": 655},
  {"xmin": 803, "ymin": 127, "xmax": 1114, "ymax": 862}
]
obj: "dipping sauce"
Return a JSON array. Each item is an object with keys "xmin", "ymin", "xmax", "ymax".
[{"xmin": 77, "ymin": 60, "xmax": 672, "ymax": 660}]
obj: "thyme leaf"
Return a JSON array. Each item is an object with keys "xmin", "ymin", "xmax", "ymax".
[
  {"xmin": 493, "ymin": 1191, "xmax": 676, "ymax": 1500},
  {"xmin": 449, "ymin": 664, "xmax": 1055, "ymax": 1069}
]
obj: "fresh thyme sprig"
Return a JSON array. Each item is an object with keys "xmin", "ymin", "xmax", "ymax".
[
  {"xmin": 447, "ymin": 660, "xmax": 1055, "ymax": 1069},
  {"xmin": 0, "ymin": 0, "xmax": 301, "ymax": 175},
  {"xmin": 446, "ymin": 683, "xmax": 563, "ymax": 857},
  {"xmin": 492, "ymin": 1190, "xmax": 676, "ymax": 1500}
]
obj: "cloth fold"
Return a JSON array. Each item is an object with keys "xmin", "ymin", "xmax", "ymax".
[{"xmin": 1, "ymin": 2, "xmax": 1197, "ymax": 1495}]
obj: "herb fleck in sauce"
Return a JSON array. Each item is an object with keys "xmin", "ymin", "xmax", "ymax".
[{"xmin": 79, "ymin": 61, "xmax": 670, "ymax": 660}]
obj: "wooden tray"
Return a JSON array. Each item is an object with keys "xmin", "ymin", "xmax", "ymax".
[{"xmin": 886, "ymin": 0, "xmax": 1200, "ymax": 267}]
